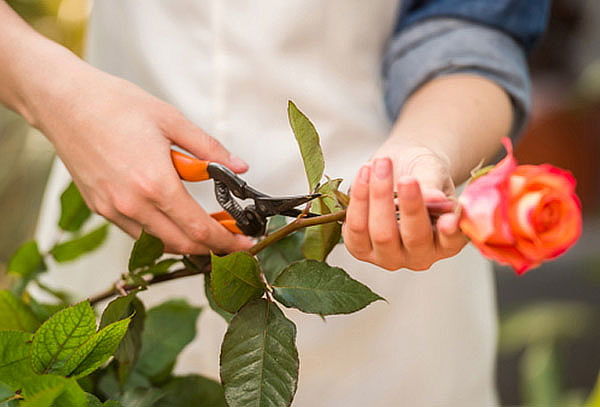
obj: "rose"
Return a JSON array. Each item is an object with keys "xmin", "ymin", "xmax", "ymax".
[{"xmin": 459, "ymin": 138, "xmax": 582, "ymax": 274}]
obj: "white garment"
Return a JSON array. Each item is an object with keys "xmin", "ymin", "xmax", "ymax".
[{"xmin": 36, "ymin": 1, "xmax": 498, "ymax": 405}]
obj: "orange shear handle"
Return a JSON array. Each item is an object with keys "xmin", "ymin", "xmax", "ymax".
[
  {"xmin": 170, "ymin": 150, "xmax": 244, "ymax": 234},
  {"xmin": 170, "ymin": 150, "xmax": 211, "ymax": 182}
]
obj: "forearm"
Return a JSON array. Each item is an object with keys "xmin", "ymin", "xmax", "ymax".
[
  {"xmin": 0, "ymin": 1, "xmax": 83, "ymax": 126},
  {"xmin": 388, "ymin": 73, "xmax": 513, "ymax": 185}
]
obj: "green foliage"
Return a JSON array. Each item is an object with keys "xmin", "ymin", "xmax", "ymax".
[
  {"xmin": 220, "ymin": 299, "xmax": 299, "ymax": 407},
  {"xmin": 302, "ymin": 179, "xmax": 344, "ymax": 262},
  {"xmin": 50, "ymin": 224, "xmax": 109, "ymax": 262},
  {"xmin": 20, "ymin": 375, "xmax": 87, "ymax": 407},
  {"xmin": 157, "ymin": 375, "xmax": 227, "ymax": 407},
  {"xmin": 31, "ymin": 301, "xmax": 130, "ymax": 378},
  {"xmin": 140, "ymin": 259, "xmax": 180, "ymax": 276},
  {"xmin": 134, "ymin": 300, "xmax": 201, "ymax": 380},
  {"xmin": 7, "ymin": 241, "xmax": 46, "ymax": 281},
  {"xmin": 0, "ymin": 331, "xmax": 35, "ymax": 391},
  {"xmin": 210, "ymin": 252, "xmax": 265, "ymax": 313},
  {"xmin": 287, "ymin": 101, "xmax": 325, "ymax": 191},
  {"xmin": 204, "ymin": 275, "xmax": 234, "ymax": 323},
  {"xmin": 258, "ymin": 218, "xmax": 304, "ymax": 283},
  {"xmin": 0, "ymin": 102, "xmax": 392, "ymax": 407},
  {"xmin": 128, "ymin": 231, "xmax": 164, "ymax": 272},
  {"xmin": 58, "ymin": 182, "xmax": 92, "ymax": 232},
  {"xmin": 0, "ymin": 291, "xmax": 40, "ymax": 332},
  {"xmin": 100, "ymin": 293, "xmax": 145, "ymax": 384},
  {"xmin": 272, "ymin": 260, "xmax": 383, "ymax": 315},
  {"xmin": 119, "ymin": 387, "xmax": 165, "ymax": 407}
]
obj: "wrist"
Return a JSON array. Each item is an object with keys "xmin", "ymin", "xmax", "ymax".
[{"xmin": 8, "ymin": 36, "xmax": 86, "ymax": 130}]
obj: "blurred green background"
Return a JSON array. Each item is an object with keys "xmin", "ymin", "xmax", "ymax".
[{"xmin": 0, "ymin": 0, "xmax": 599, "ymax": 405}]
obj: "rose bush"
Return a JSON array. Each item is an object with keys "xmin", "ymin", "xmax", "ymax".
[{"xmin": 459, "ymin": 138, "xmax": 582, "ymax": 274}]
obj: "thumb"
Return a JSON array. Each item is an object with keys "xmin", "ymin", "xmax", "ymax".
[
  {"xmin": 166, "ymin": 114, "xmax": 249, "ymax": 173},
  {"xmin": 400, "ymin": 157, "xmax": 455, "ymax": 201}
]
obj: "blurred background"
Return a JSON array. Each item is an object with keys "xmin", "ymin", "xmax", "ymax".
[{"xmin": 0, "ymin": 0, "xmax": 598, "ymax": 405}]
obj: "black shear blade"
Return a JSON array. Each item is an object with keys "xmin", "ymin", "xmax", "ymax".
[{"xmin": 254, "ymin": 193, "xmax": 321, "ymax": 217}]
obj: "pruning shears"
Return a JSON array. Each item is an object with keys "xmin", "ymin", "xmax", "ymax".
[{"xmin": 170, "ymin": 150, "xmax": 321, "ymax": 237}]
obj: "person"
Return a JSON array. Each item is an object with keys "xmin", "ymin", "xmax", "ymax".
[{"xmin": 0, "ymin": 1, "xmax": 549, "ymax": 405}]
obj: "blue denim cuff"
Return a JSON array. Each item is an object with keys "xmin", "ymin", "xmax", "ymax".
[{"xmin": 383, "ymin": 18, "xmax": 531, "ymax": 140}]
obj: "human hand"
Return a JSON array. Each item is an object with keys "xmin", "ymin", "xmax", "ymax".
[
  {"xmin": 32, "ymin": 62, "xmax": 253, "ymax": 254},
  {"xmin": 342, "ymin": 140, "xmax": 468, "ymax": 271}
]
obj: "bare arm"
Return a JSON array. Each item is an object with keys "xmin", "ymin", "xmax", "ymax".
[{"xmin": 0, "ymin": 1, "xmax": 252, "ymax": 254}]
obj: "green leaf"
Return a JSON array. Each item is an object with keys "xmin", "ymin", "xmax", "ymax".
[
  {"xmin": 120, "ymin": 387, "xmax": 165, "ymax": 407},
  {"xmin": 220, "ymin": 299, "xmax": 299, "ymax": 407},
  {"xmin": 100, "ymin": 293, "xmax": 146, "ymax": 380},
  {"xmin": 100, "ymin": 294, "xmax": 146, "ymax": 384},
  {"xmin": 135, "ymin": 300, "xmax": 201, "ymax": 379},
  {"xmin": 21, "ymin": 375, "xmax": 88, "ymax": 407},
  {"xmin": 0, "ymin": 331, "xmax": 35, "ymax": 390},
  {"xmin": 157, "ymin": 375, "xmax": 227, "ymax": 407},
  {"xmin": 20, "ymin": 384, "xmax": 64, "ymax": 407},
  {"xmin": 204, "ymin": 274, "xmax": 234, "ymax": 323},
  {"xmin": 210, "ymin": 252, "xmax": 265, "ymax": 313},
  {"xmin": 58, "ymin": 182, "xmax": 92, "ymax": 232},
  {"xmin": 50, "ymin": 224, "xmax": 109, "ymax": 263},
  {"xmin": 67, "ymin": 318, "xmax": 131, "ymax": 379},
  {"xmin": 86, "ymin": 393, "xmax": 103, "ymax": 407},
  {"xmin": 317, "ymin": 178, "xmax": 344, "ymax": 212},
  {"xmin": 0, "ymin": 290, "xmax": 40, "ymax": 332},
  {"xmin": 31, "ymin": 301, "xmax": 97, "ymax": 375},
  {"xmin": 140, "ymin": 258, "xmax": 179, "ymax": 276},
  {"xmin": 27, "ymin": 298, "xmax": 65, "ymax": 324},
  {"xmin": 128, "ymin": 231, "xmax": 164, "ymax": 272},
  {"xmin": 302, "ymin": 179, "xmax": 343, "ymax": 262},
  {"xmin": 272, "ymin": 260, "xmax": 383, "ymax": 315},
  {"xmin": 288, "ymin": 101, "xmax": 325, "ymax": 191},
  {"xmin": 0, "ymin": 382, "xmax": 15, "ymax": 403},
  {"xmin": 258, "ymin": 229, "xmax": 304, "ymax": 284},
  {"xmin": 7, "ymin": 241, "xmax": 46, "ymax": 280}
]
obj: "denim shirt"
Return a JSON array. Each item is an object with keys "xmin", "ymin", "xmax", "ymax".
[{"xmin": 384, "ymin": 0, "xmax": 551, "ymax": 137}]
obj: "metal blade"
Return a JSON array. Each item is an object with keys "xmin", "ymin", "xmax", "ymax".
[{"xmin": 254, "ymin": 193, "xmax": 321, "ymax": 217}]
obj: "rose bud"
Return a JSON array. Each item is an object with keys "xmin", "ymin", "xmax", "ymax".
[{"xmin": 458, "ymin": 138, "xmax": 582, "ymax": 274}]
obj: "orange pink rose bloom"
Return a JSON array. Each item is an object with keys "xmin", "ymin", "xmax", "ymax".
[{"xmin": 459, "ymin": 138, "xmax": 582, "ymax": 274}]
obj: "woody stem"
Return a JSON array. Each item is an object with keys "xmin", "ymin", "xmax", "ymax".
[{"xmin": 88, "ymin": 210, "xmax": 346, "ymax": 306}]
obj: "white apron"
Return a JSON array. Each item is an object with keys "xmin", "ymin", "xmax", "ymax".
[{"xmin": 36, "ymin": 1, "xmax": 498, "ymax": 405}]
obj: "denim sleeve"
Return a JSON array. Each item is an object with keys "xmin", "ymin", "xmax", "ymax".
[{"xmin": 384, "ymin": 1, "xmax": 550, "ymax": 139}]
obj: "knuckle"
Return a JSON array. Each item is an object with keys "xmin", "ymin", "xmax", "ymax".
[
  {"xmin": 187, "ymin": 222, "xmax": 211, "ymax": 243},
  {"xmin": 371, "ymin": 231, "xmax": 396, "ymax": 245},
  {"xmin": 402, "ymin": 233, "xmax": 430, "ymax": 248},
  {"xmin": 346, "ymin": 246, "xmax": 370, "ymax": 262},
  {"xmin": 346, "ymin": 219, "xmax": 367, "ymax": 234},
  {"xmin": 134, "ymin": 175, "xmax": 165, "ymax": 201},
  {"xmin": 112, "ymin": 197, "xmax": 138, "ymax": 218},
  {"xmin": 173, "ymin": 242, "xmax": 197, "ymax": 255},
  {"xmin": 95, "ymin": 202, "xmax": 117, "ymax": 220}
]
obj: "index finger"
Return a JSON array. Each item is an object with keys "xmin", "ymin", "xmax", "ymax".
[{"xmin": 154, "ymin": 177, "xmax": 254, "ymax": 254}]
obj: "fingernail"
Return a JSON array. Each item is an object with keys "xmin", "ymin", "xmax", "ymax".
[
  {"xmin": 229, "ymin": 155, "xmax": 248, "ymax": 170},
  {"xmin": 374, "ymin": 158, "xmax": 391, "ymax": 179},
  {"xmin": 358, "ymin": 165, "xmax": 371, "ymax": 183}
]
